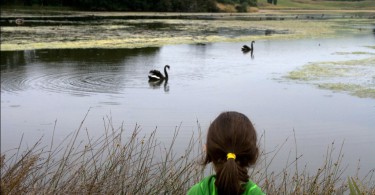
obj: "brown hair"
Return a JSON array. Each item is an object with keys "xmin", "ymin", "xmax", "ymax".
[{"xmin": 204, "ymin": 111, "xmax": 259, "ymax": 195}]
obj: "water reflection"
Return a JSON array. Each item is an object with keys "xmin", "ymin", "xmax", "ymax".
[
  {"xmin": 1, "ymin": 48, "xmax": 161, "ymax": 95},
  {"xmin": 242, "ymin": 49, "xmax": 254, "ymax": 59},
  {"xmin": 148, "ymin": 79, "xmax": 170, "ymax": 92},
  {"xmin": 1, "ymin": 50, "xmax": 28, "ymax": 67},
  {"xmin": 265, "ymin": 29, "xmax": 275, "ymax": 36}
]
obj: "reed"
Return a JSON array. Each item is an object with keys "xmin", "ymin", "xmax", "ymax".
[
  {"xmin": 1, "ymin": 113, "xmax": 374, "ymax": 194},
  {"xmin": 252, "ymin": 131, "xmax": 375, "ymax": 195}
]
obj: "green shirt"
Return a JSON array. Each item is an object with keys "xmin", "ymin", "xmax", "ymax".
[{"xmin": 187, "ymin": 175, "xmax": 265, "ymax": 195}]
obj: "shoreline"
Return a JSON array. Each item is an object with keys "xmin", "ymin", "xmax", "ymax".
[{"xmin": 1, "ymin": 8, "xmax": 375, "ymax": 18}]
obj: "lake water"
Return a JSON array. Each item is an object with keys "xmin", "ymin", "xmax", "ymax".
[{"xmin": 1, "ymin": 33, "xmax": 374, "ymax": 177}]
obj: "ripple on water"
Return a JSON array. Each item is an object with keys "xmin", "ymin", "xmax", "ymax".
[
  {"xmin": 1, "ymin": 72, "xmax": 30, "ymax": 93},
  {"xmin": 1, "ymin": 70, "xmax": 127, "ymax": 96}
]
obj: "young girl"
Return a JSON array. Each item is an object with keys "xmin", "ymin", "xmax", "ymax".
[{"xmin": 188, "ymin": 111, "xmax": 264, "ymax": 195}]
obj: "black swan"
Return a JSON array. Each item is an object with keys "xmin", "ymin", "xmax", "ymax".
[
  {"xmin": 148, "ymin": 65, "xmax": 170, "ymax": 81},
  {"xmin": 242, "ymin": 41, "xmax": 255, "ymax": 53}
]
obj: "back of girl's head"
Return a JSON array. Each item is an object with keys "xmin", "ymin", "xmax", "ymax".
[{"xmin": 204, "ymin": 111, "xmax": 259, "ymax": 195}]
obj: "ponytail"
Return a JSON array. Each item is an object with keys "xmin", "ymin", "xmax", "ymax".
[{"xmin": 216, "ymin": 153, "xmax": 249, "ymax": 195}]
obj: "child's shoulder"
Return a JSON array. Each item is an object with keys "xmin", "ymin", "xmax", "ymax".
[
  {"xmin": 187, "ymin": 175, "xmax": 215, "ymax": 195},
  {"xmin": 187, "ymin": 176, "xmax": 265, "ymax": 195},
  {"xmin": 244, "ymin": 180, "xmax": 265, "ymax": 195}
]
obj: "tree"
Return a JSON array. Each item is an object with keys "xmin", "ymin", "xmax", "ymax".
[{"xmin": 154, "ymin": 0, "xmax": 172, "ymax": 12}]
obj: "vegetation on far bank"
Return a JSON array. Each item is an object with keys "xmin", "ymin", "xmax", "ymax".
[
  {"xmin": 257, "ymin": 0, "xmax": 375, "ymax": 10},
  {"xmin": 1, "ymin": 113, "xmax": 374, "ymax": 194},
  {"xmin": 1, "ymin": 0, "xmax": 375, "ymax": 13}
]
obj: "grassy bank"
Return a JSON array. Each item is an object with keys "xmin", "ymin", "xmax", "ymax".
[
  {"xmin": 257, "ymin": 0, "xmax": 375, "ymax": 10},
  {"xmin": 1, "ymin": 113, "xmax": 374, "ymax": 194}
]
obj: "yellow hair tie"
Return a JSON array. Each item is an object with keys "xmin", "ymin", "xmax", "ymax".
[{"xmin": 227, "ymin": 153, "xmax": 236, "ymax": 160}]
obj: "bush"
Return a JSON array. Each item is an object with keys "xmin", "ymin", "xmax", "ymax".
[{"xmin": 236, "ymin": 2, "xmax": 249, "ymax": 12}]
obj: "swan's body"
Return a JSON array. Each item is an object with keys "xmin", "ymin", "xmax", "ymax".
[
  {"xmin": 242, "ymin": 45, "xmax": 251, "ymax": 51},
  {"xmin": 148, "ymin": 65, "xmax": 170, "ymax": 81},
  {"xmin": 241, "ymin": 41, "xmax": 255, "ymax": 53}
]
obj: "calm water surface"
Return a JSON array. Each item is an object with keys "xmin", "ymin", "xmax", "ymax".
[{"xmin": 1, "ymin": 34, "xmax": 375, "ymax": 176}]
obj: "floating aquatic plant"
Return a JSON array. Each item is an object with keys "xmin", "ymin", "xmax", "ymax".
[{"xmin": 286, "ymin": 57, "xmax": 375, "ymax": 99}]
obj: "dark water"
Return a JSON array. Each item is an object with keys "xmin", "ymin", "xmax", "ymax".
[{"xmin": 1, "ymin": 34, "xmax": 375, "ymax": 177}]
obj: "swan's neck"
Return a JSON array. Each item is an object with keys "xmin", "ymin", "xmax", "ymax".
[
  {"xmin": 251, "ymin": 42, "xmax": 254, "ymax": 50},
  {"xmin": 164, "ymin": 66, "xmax": 169, "ymax": 79}
]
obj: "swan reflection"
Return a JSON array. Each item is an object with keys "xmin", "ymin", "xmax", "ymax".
[
  {"xmin": 148, "ymin": 79, "xmax": 169, "ymax": 92},
  {"xmin": 242, "ymin": 41, "xmax": 255, "ymax": 59}
]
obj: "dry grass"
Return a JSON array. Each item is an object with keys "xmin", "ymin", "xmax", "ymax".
[
  {"xmin": 1, "ymin": 111, "xmax": 375, "ymax": 194},
  {"xmin": 247, "ymin": 7, "xmax": 259, "ymax": 13},
  {"xmin": 1, "ymin": 110, "xmax": 204, "ymax": 194},
  {"xmin": 216, "ymin": 3, "xmax": 237, "ymax": 13}
]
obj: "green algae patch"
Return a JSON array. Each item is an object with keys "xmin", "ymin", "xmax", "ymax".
[
  {"xmin": 288, "ymin": 64, "xmax": 345, "ymax": 81},
  {"xmin": 1, "ymin": 12, "xmax": 374, "ymax": 51},
  {"xmin": 318, "ymin": 83, "xmax": 375, "ymax": 99},
  {"xmin": 286, "ymin": 57, "xmax": 375, "ymax": 99},
  {"xmin": 334, "ymin": 51, "xmax": 375, "ymax": 55}
]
